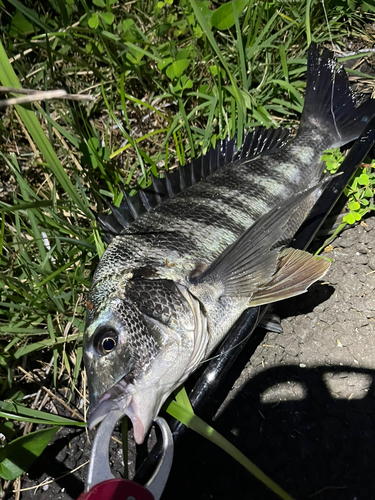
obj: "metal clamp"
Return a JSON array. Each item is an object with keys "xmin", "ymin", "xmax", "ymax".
[{"xmin": 86, "ymin": 410, "xmax": 173, "ymax": 500}]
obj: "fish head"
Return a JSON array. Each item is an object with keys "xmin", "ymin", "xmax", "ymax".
[{"xmin": 83, "ymin": 277, "xmax": 208, "ymax": 444}]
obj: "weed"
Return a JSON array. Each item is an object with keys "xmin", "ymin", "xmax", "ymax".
[
  {"xmin": 316, "ymin": 151, "xmax": 375, "ymax": 253},
  {"xmin": 321, "ymin": 147, "xmax": 344, "ymax": 174},
  {"xmin": 343, "ymin": 163, "xmax": 375, "ymax": 224}
]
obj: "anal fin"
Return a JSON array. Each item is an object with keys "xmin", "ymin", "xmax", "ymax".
[{"xmin": 258, "ymin": 311, "xmax": 283, "ymax": 333}]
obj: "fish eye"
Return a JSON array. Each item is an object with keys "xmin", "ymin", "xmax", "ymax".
[{"xmin": 94, "ymin": 329, "xmax": 118, "ymax": 356}]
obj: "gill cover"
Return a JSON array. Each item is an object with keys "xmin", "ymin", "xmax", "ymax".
[{"xmin": 83, "ymin": 280, "xmax": 209, "ymax": 444}]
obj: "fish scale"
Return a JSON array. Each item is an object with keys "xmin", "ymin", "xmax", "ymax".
[{"xmin": 84, "ymin": 43, "xmax": 375, "ymax": 445}]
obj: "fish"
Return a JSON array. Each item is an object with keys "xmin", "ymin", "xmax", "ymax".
[{"xmin": 83, "ymin": 43, "xmax": 375, "ymax": 444}]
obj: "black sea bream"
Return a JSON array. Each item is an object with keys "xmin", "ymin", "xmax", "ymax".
[{"xmin": 83, "ymin": 43, "xmax": 375, "ymax": 444}]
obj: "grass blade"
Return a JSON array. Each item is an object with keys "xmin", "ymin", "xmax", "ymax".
[
  {"xmin": 188, "ymin": 0, "xmax": 245, "ymax": 144},
  {"xmin": 0, "ymin": 401, "xmax": 85, "ymax": 425},
  {"xmin": 233, "ymin": 0, "xmax": 248, "ymax": 91},
  {"xmin": 0, "ymin": 41, "xmax": 92, "ymax": 219}
]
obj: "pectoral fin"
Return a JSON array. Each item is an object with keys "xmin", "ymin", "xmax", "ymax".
[
  {"xmin": 192, "ymin": 182, "xmax": 327, "ymax": 297},
  {"xmin": 248, "ymin": 248, "xmax": 330, "ymax": 306}
]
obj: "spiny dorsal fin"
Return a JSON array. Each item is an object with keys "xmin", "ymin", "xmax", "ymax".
[
  {"xmin": 97, "ymin": 126, "xmax": 290, "ymax": 242},
  {"xmin": 240, "ymin": 126, "xmax": 290, "ymax": 162}
]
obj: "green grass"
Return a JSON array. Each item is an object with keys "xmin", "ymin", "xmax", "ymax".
[{"xmin": 1, "ymin": 0, "xmax": 375, "ymax": 495}]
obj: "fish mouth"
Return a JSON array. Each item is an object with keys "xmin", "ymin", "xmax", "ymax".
[
  {"xmin": 87, "ymin": 376, "xmax": 133, "ymax": 430},
  {"xmin": 87, "ymin": 375, "xmax": 151, "ymax": 445}
]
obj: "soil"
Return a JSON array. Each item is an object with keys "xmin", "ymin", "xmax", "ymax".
[{"xmin": 13, "ymin": 215, "xmax": 375, "ymax": 500}]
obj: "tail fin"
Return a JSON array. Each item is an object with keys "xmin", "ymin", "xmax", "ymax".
[{"xmin": 299, "ymin": 42, "xmax": 375, "ymax": 147}]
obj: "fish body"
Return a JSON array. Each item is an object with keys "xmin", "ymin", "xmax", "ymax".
[{"xmin": 83, "ymin": 44, "xmax": 375, "ymax": 444}]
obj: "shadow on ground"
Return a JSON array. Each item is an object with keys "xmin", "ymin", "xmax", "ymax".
[
  {"xmin": 26, "ymin": 430, "xmax": 86, "ymax": 499},
  {"xmin": 163, "ymin": 363, "xmax": 375, "ymax": 500}
]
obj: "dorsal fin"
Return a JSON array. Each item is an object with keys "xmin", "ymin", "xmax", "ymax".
[
  {"xmin": 151, "ymin": 173, "xmax": 168, "ymax": 204},
  {"xmin": 97, "ymin": 126, "xmax": 291, "ymax": 242}
]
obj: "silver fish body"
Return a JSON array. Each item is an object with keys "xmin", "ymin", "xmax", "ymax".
[{"xmin": 83, "ymin": 43, "xmax": 375, "ymax": 444}]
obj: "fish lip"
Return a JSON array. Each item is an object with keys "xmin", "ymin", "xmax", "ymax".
[{"xmin": 87, "ymin": 376, "xmax": 132, "ymax": 430}]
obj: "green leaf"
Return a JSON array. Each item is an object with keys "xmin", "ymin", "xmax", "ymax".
[
  {"xmin": 99, "ymin": 12, "xmax": 115, "ymax": 25},
  {"xmin": 6, "ymin": 0, "xmax": 50, "ymax": 32},
  {"xmin": 88, "ymin": 136, "xmax": 100, "ymax": 150},
  {"xmin": 0, "ymin": 427, "xmax": 59, "ymax": 480},
  {"xmin": 358, "ymin": 173, "xmax": 369, "ymax": 185},
  {"xmin": 326, "ymin": 159, "xmax": 337, "ymax": 169},
  {"xmin": 158, "ymin": 57, "xmax": 173, "ymax": 71},
  {"xmin": 241, "ymin": 90, "xmax": 251, "ymax": 110},
  {"xmin": 211, "ymin": 0, "xmax": 248, "ymax": 30},
  {"xmin": 343, "ymin": 212, "xmax": 356, "ymax": 225},
  {"xmin": 363, "ymin": 1, "xmax": 375, "ymax": 12},
  {"xmin": 172, "ymin": 81, "xmax": 182, "ymax": 92},
  {"xmin": 193, "ymin": 25, "xmax": 203, "ymax": 37},
  {"xmin": 176, "ymin": 49, "xmax": 190, "ymax": 60},
  {"xmin": 348, "ymin": 200, "xmax": 360, "ymax": 211},
  {"xmin": 166, "ymin": 64, "xmax": 175, "ymax": 79},
  {"xmin": 55, "ymin": 0, "xmax": 69, "ymax": 26},
  {"xmin": 88, "ymin": 13, "xmax": 99, "ymax": 29},
  {"xmin": 209, "ymin": 65, "xmax": 219, "ymax": 76},
  {"xmin": 8, "ymin": 10, "xmax": 34, "ymax": 36},
  {"xmin": 120, "ymin": 18, "xmax": 134, "ymax": 31},
  {"xmin": 93, "ymin": 0, "xmax": 106, "ymax": 6},
  {"xmin": 305, "ymin": 0, "xmax": 313, "ymax": 45},
  {"xmin": 172, "ymin": 59, "xmax": 190, "ymax": 78},
  {"xmin": 182, "ymin": 77, "xmax": 193, "ymax": 89},
  {"xmin": 119, "ymin": 19, "xmax": 136, "ymax": 41}
]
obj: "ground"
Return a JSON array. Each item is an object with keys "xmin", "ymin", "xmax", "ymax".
[{"xmin": 12, "ymin": 215, "xmax": 375, "ymax": 500}]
